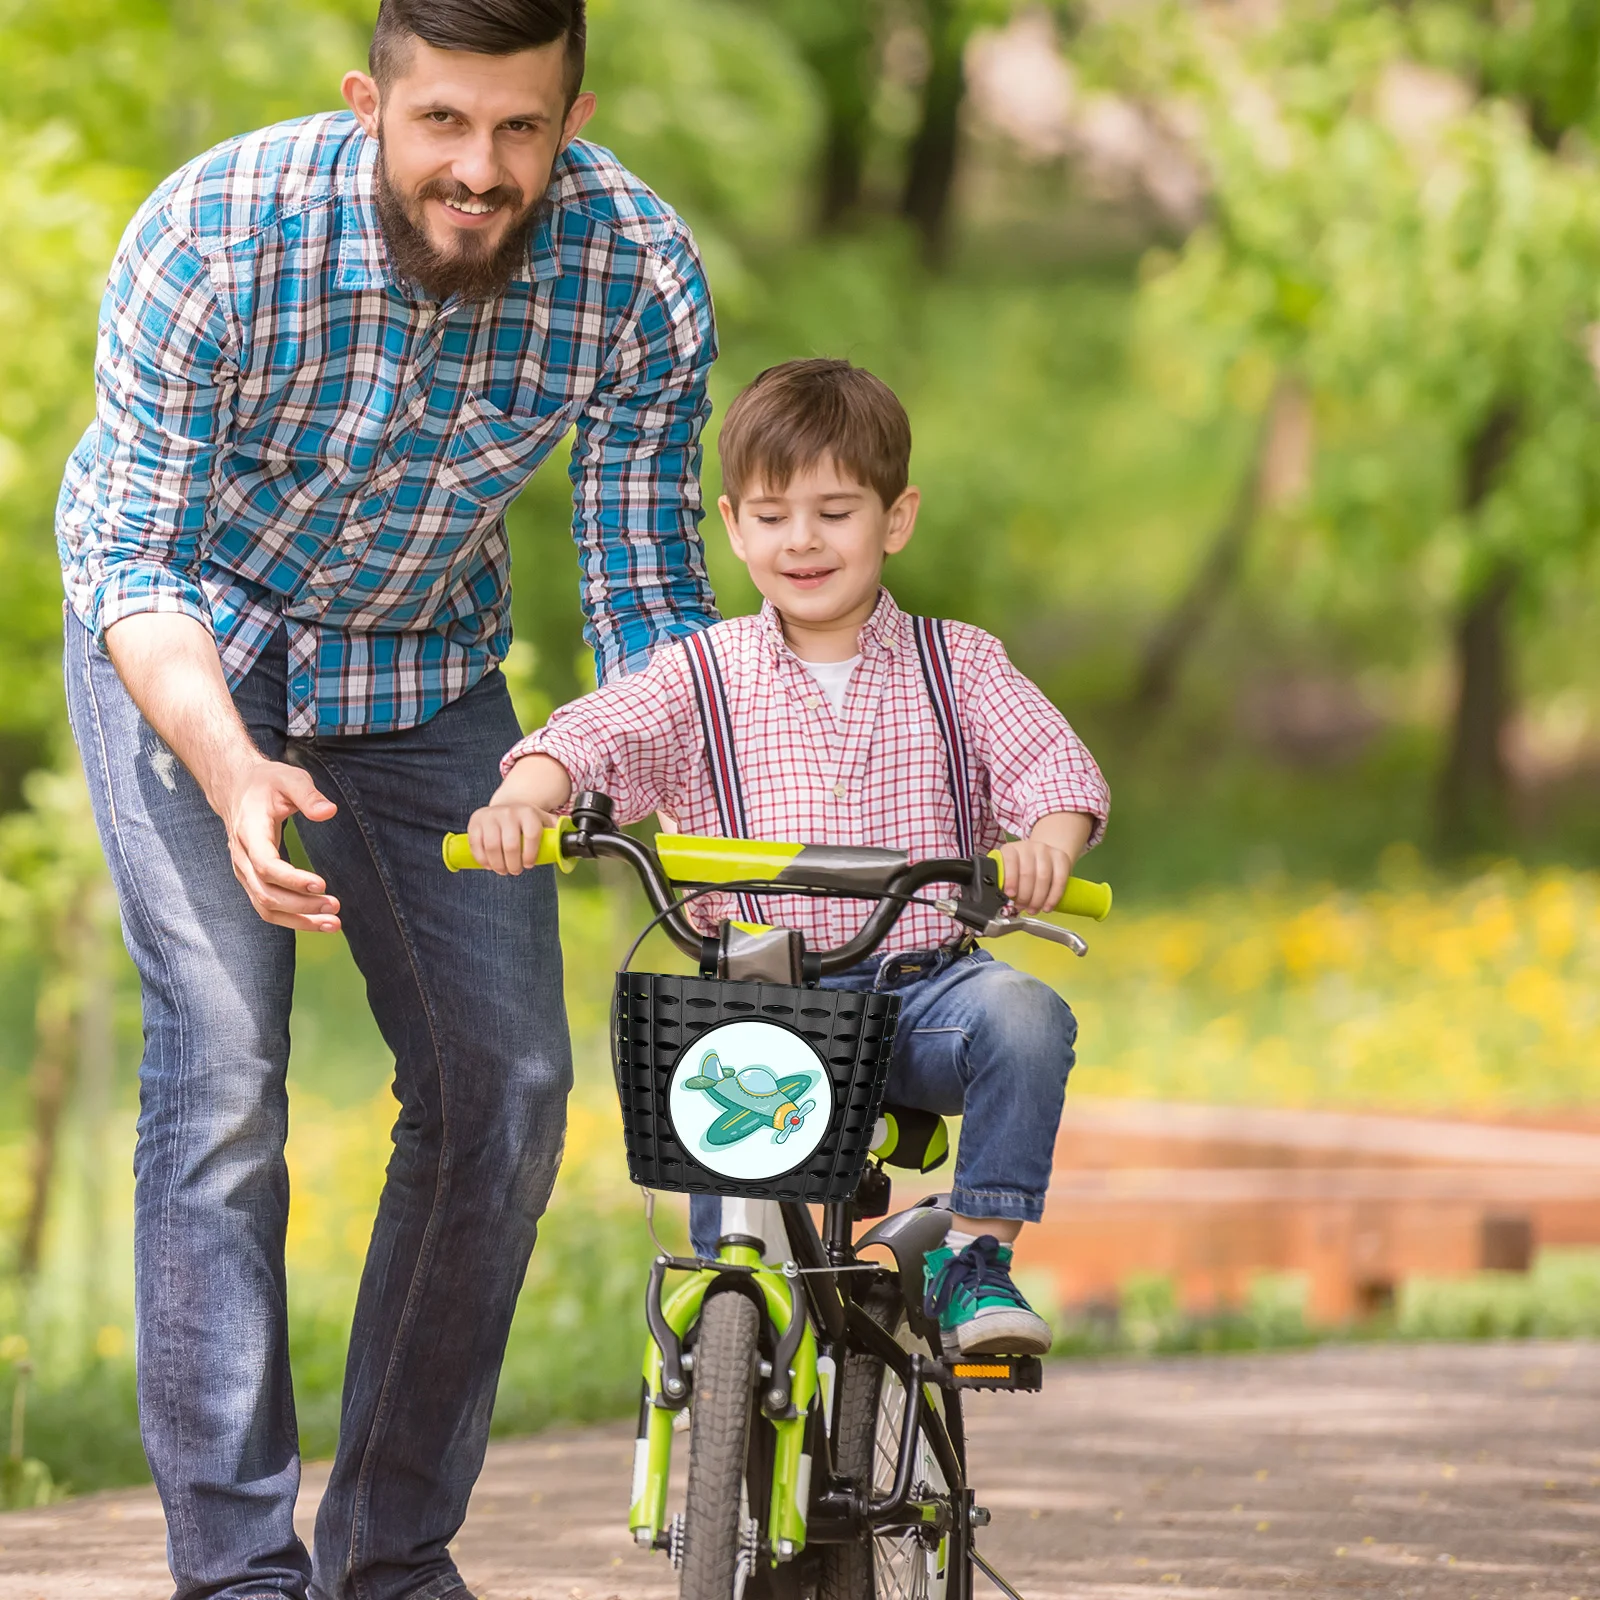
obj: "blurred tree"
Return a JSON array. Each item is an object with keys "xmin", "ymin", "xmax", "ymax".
[
  {"xmin": 582, "ymin": 0, "xmax": 816, "ymax": 265},
  {"xmin": 1093, "ymin": 0, "xmax": 1600, "ymax": 853},
  {"xmin": 1413, "ymin": 0, "xmax": 1600, "ymax": 151},
  {"xmin": 901, "ymin": 0, "xmax": 974, "ymax": 262},
  {"xmin": 0, "ymin": 124, "xmax": 138, "ymax": 799},
  {"xmin": 1127, "ymin": 375, "xmax": 1311, "ymax": 723},
  {"xmin": 743, "ymin": 0, "xmax": 883, "ymax": 231},
  {"xmin": 0, "ymin": 765, "xmax": 115, "ymax": 1285},
  {"xmin": 899, "ymin": 0, "xmax": 1021, "ymax": 263}
]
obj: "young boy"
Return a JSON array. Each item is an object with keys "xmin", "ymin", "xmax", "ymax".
[{"xmin": 468, "ymin": 358, "xmax": 1109, "ymax": 1355}]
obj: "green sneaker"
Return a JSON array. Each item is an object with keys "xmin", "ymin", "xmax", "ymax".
[{"xmin": 923, "ymin": 1235, "xmax": 1052, "ymax": 1357}]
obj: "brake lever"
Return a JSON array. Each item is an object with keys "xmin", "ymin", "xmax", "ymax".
[
  {"xmin": 932, "ymin": 901, "xmax": 1089, "ymax": 957},
  {"xmin": 984, "ymin": 914, "xmax": 1088, "ymax": 956}
]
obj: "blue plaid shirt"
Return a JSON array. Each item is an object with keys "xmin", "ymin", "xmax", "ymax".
[{"xmin": 57, "ymin": 112, "xmax": 719, "ymax": 736}]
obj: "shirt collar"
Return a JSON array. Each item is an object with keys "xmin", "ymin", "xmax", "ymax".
[
  {"xmin": 334, "ymin": 131, "xmax": 395, "ymax": 292},
  {"xmin": 857, "ymin": 587, "xmax": 904, "ymax": 653},
  {"xmin": 334, "ymin": 124, "xmax": 564, "ymax": 296},
  {"xmin": 758, "ymin": 587, "xmax": 904, "ymax": 662}
]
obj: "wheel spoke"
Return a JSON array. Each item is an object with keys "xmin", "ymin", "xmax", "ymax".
[
  {"xmin": 874, "ymin": 1374, "xmax": 904, "ymax": 1488},
  {"xmin": 871, "ymin": 1361, "xmax": 936, "ymax": 1599},
  {"xmin": 874, "ymin": 1528, "xmax": 929, "ymax": 1600}
]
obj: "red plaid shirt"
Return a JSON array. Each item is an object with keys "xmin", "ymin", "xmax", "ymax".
[{"xmin": 504, "ymin": 589, "xmax": 1109, "ymax": 955}]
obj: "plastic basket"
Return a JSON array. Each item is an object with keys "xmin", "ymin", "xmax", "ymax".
[{"xmin": 612, "ymin": 972, "xmax": 900, "ymax": 1202}]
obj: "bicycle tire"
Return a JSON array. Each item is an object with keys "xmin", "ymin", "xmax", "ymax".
[
  {"xmin": 682, "ymin": 1290, "xmax": 761, "ymax": 1599},
  {"xmin": 819, "ymin": 1284, "xmax": 951, "ymax": 1600}
]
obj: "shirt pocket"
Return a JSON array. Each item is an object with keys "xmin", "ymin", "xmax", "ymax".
[{"xmin": 436, "ymin": 391, "xmax": 577, "ymax": 508}]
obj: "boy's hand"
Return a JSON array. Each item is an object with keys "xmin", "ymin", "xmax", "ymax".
[
  {"xmin": 466, "ymin": 755, "xmax": 573, "ymax": 875},
  {"xmin": 997, "ymin": 838, "xmax": 1075, "ymax": 915},
  {"xmin": 998, "ymin": 812, "xmax": 1094, "ymax": 914}
]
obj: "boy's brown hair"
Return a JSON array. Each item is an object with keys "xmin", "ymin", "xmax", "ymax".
[{"xmin": 718, "ymin": 358, "xmax": 911, "ymax": 510}]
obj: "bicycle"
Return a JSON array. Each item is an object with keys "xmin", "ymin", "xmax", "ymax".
[{"xmin": 443, "ymin": 790, "xmax": 1111, "ymax": 1600}]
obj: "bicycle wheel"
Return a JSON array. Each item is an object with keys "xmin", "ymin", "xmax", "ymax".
[
  {"xmin": 682, "ymin": 1289, "xmax": 761, "ymax": 1599},
  {"xmin": 820, "ymin": 1284, "xmax": 951, "ymax": 1600}
]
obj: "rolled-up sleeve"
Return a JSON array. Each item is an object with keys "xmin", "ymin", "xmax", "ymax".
[
  {"xmin": 80, "ymin": 205, "xmax": 235, "ymax": 644},
  {"xmin": 568, "ymin": 226, "xmax": 720, "ymax": 684},
  {"xmin": 501, "ymin": 642, "xmax": 700, "ymax": 823},
  {"xmin": 956, "ymin": 626, "xmax": 1110, "ymax": 848}
]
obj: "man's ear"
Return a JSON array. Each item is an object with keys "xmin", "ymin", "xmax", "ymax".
[
  {"xmin": 560, "ymin": 91, "xmax": 598, "ymax": 151},
  {"xmin": 883, "ymin": 486, "xmax": 921, "ymax": 555},
  {"xmin": 342, "ymin": 70, "xmax": 382, "ymax": 138},
  {"xmin": 718, "ymin": 494, "xmax": 747, "ymax": 560}
]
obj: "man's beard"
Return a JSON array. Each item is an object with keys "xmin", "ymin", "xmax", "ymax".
[{"xmin": 374, "ymin": 137, "xmax": 541, "ymax": 304}]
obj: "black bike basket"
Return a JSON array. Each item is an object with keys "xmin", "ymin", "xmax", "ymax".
[{"xmin": 612, "ymin": 973, "xmax": 900, "ymax": 1202}]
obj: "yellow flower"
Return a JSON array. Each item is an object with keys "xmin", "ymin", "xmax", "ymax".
[{"xmin": 1505, "ymin": 967, "xmax": 1568, "ymax": 1033}]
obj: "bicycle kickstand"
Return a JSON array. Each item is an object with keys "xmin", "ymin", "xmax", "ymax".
[{"xmin": 971, "ymin": 1547, "xmax": 1028, "ymax": 1600}]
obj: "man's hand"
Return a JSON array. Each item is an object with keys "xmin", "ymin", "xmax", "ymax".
[
  {"xmin": 220, "ymin": 759, "xmax": 342, "ymax": 931},
  {"xmin": 998, "ymin": 811, "xmax": 1095, "ymax": 915},
  {"xmin": 466, "ymin": 753, "xmax": 573, "ymax": 874},
  {"xmin": 105, "ymin": 612, "xmax": 342, "ymax": 932}
]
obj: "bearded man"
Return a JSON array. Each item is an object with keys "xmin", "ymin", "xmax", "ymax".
[{"xmin": 54, "ymin": 4, "xmax": 716, "ymax": 1597}]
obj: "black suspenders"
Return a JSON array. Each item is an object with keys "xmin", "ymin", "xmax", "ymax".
[{"xmin": 679, "ymin": 618, "xmax": 976, "ymax": 931}]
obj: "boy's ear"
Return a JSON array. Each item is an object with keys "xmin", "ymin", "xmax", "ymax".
[
  {"xmin": 718, "ymin": 494, "xmax": 747, "ymax": 560},
  {"xmin": 883, "ymin": 486, "xmax": 921, "ymax": 555}
]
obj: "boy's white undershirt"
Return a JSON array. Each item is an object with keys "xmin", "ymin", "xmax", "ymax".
[{"xmin": 797, "ymin": 654, "xmax": 861, "ymax": 718}]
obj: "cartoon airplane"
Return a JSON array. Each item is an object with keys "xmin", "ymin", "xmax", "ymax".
[{"xmin": 681, "ymin": 1051, "xmax": 818, "ymax": 1147}]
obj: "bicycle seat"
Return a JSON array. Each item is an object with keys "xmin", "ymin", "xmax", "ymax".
[{"xmin": 870, "ymin": 1104, "xmax": 950, "ymax": 1172}]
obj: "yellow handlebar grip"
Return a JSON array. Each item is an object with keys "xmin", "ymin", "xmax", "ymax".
[
  {"xmin": 441, "ymin": 817, "xmax": 576, "ymax": 874},
  {"xmin": 987, "ymin": 848, "xmax": 1112, "ymax": 920},
  {"xmin": 1056, "ymin": 877, "xmax": 1112, "ymax": 921},
  {"xmin": 442, "ymin": 832, "xmax": 481, "ymax": 871}
]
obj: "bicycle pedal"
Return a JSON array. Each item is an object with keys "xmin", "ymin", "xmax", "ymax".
[{"xmin": 939, "ymin": 1355, "xmax": 1043, "ymax": 1392}]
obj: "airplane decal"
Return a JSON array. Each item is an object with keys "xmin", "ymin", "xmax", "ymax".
[{"xmin": 680, "ymin": 1051, "xmax": 818, "ymax": 1148}]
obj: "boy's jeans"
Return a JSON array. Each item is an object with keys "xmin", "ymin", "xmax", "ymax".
[
  {"xmin": 65, "ymin": 614, "xmax": 572, "ymax": 1600},
  {"xmin": 690, "ymin": 948, "xmax": 1076, "ymax": 1256}
]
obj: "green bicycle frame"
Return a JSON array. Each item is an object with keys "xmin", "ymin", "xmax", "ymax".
[{"xmin": 630, "ymin": 1243, "xmax": 820, "ymax": 1559}]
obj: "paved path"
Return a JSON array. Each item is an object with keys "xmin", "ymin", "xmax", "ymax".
[{"xmin": 2, "ymin": 1342, "xmax": 1597, "ymax": 1598}]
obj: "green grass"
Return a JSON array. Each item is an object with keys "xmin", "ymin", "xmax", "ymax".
[
  {"xmin": 1396, "ymin": 1249, "xmax": 1600, "ymax": 1341},
  {"xmin": 1044, "ymin": 1250, "xmax": 1600, "ymax": 1360}
]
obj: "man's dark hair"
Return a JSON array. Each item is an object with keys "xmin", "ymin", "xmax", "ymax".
[
  {"xmin": 719, "ymin": 359, "xmax": 913, "ymax": 511},
  {"xmin": 370, "ymin": 0, "xmax": 586, "ymax": 103}
]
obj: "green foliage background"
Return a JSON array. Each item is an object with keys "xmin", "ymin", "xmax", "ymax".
[{"xmin": 5, "ymin": 0, "xmax": 1600, "ymax": 1502}]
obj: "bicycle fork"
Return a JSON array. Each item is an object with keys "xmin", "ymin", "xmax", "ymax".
[{"xmin": 630, "ymin": 1220, "xmax": 820, "ymax": 1566}]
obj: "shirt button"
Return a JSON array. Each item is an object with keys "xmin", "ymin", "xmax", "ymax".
[
  {"xmin": 805, "ymin": 695, "xmax": 821, "ymax": 710},
  {"xmin": 832, "ymin": 782, "xmax": 846, "ymax": 799}
]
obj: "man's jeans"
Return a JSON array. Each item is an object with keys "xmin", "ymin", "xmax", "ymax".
[
  {"xmin": 65, "ymin": 615, "xmax": 572, "ymax": 1600},
  {"xmin": 690, "ymin": 948, "xmax": 1076, "ymax": 1256}
]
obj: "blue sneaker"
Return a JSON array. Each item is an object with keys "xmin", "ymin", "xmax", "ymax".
[{"xmin": 923, "ymin": 1235, "xmax": 1052, "ymax": 1357}]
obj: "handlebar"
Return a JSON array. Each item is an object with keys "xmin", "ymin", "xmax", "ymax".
[
  {"xmin": 442, "ymin": 826, "xmax": 1110, "ymax": 920},
  {"xmin": 441, "ymin": 795, "xmax": 1111, "ymax": 976}
]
